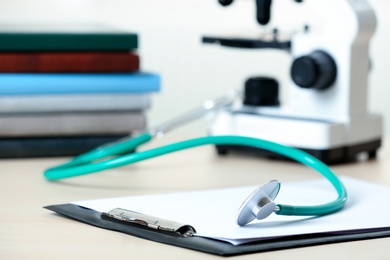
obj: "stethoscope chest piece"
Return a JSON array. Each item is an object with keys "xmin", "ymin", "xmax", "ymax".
[{"xmin": 237, "ymin": 180, "xmax": 281, "ymax": 226}]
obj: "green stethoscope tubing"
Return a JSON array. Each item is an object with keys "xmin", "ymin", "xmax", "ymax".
[{"xmin": 44, "ymin": 133, "xmax": 347, "ymax": 217}]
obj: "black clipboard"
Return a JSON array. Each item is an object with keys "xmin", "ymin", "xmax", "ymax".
[{"xmin": 45, "ymin": 203, "xmax": 390, "ymax": 256}]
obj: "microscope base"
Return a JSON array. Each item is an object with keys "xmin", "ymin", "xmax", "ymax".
[
  {"xmin": 209, "ymin": 111, "xmax": 383, "ymax": 164},
  {"xmin": 215, "ymin": 139, "xmax": 381, "ymax": 165}
]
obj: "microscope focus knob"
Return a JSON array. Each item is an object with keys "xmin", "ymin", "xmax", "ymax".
[
  {"xmin": 243, "ymin": 77, "xmax": 279, "ymax": 106},
  {"xmin": 291, "ymin": 51, "xmax": 337, "ymax": 90}
]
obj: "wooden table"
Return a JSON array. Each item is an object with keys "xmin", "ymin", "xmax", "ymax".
[{"xmin": 1, "ymin": 129, "xmax": 389, "ymax": 259}]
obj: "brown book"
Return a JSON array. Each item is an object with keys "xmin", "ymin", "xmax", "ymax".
[{"xmin": 0, "ymin": 52, "xmax": 140, "ymax": 72}]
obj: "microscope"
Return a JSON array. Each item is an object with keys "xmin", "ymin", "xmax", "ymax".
[{"xmin": 206, "ymin": 0, "xmax": 383, "ymax": 164}]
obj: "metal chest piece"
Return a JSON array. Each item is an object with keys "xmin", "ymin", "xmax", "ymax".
[{"xmin": 237, "ymin": 180, "xmax": 281, "ymax": 226}]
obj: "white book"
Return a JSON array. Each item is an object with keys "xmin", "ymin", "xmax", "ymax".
[
  {"xmin": 0, "ymin": 111, "xmax": 146, "ymax": 137},
  {"xmin": 0, "ymin": 93, "xmax": 150, "ymax": 113}
]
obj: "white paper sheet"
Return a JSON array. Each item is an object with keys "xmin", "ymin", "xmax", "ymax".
[{"xmin": 72, "ymin": 177, "xmax": 390, "ymax": 245}]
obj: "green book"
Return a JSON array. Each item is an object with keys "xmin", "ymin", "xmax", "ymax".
[{"xmin": 0, "ymin": 24, "xmax": 138, "ymax": 51}]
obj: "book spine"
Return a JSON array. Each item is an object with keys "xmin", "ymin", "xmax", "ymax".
[
  {"xmin": 0, "ymin": 94, "xmax": 151, "ymax": 113},
  {"xmin": 0, "ymin": 33, "xmax": 138, "ymax": 51},
  {"xmin": 0, "ymin": 52, "xmax": 140, "ymax": 73},
  {"xmin": 0, "ymin": 135, "xmax": 129, "ymax": 158},
  {"xmin": 0, "ymin": 112, "xmax": 146, "ymax": 137},
  {"xmin": 0, "ymin": 73, "xmax": 160, "ymax": 94}
]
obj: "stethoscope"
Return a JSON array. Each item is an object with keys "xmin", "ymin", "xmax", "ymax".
[{"xmin": 43, "ymin": 94, "xmax": 347, "ymax": 226}]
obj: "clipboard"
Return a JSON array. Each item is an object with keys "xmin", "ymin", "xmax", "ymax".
[
  {"xmin": 45, "ymin": 177, "xmax": 390, "ymax": 256},
  {"xmin": 44, "ymin": 203, "xmax": 390, "ymax": 256}
]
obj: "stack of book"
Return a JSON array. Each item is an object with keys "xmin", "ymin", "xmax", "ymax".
[{"xmin": 0, "ymin": 24, "xmax": 160, "ymax": 158}]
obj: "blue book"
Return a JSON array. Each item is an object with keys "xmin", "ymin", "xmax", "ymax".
[{"xmin": 0, "ymin": 73, "xmax": 160, "ymax": 95}]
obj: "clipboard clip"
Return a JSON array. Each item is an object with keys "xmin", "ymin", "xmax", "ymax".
[{"xmin": 102, "ymin": 208, "xmax": 196, "ymax": 237}]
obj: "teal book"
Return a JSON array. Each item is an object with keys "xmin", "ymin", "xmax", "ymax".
[
  {"xmin": 0, "ymin": 24, "xmax": 138, "ymax": 51},
  {"xmin": 0, "ymin": 73, "xmax": 160, "ymax": 95}
]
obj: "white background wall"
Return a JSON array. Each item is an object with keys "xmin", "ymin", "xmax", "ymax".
[{"xmin": 0, "ymin": 0, "xmax": 389, "ymax": 136}]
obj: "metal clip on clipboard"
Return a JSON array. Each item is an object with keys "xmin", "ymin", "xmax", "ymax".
[{"xmin": 102, "ymin": 208, "xmax": 196, "ymax": 237}]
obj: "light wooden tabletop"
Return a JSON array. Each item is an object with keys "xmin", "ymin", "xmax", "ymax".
[{"xmin": 1, "ymin": 128, "xmax": 389, "ymax": 259}]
